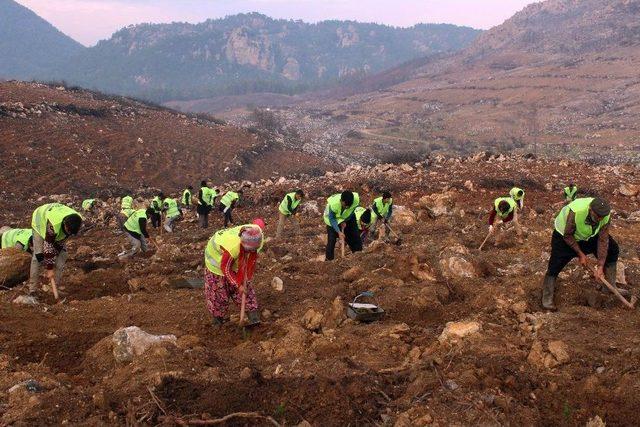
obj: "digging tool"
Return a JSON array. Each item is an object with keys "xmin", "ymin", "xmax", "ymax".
[
  {"xmin": 239, "ymin": 260, "xmax": 249, "ymax": 327},
  {"xmin": 584, "ymin": 265, "xmax": 637, "ymax": 309},
  {"xmin": 50, "ymin": 277, "xmax": 59, "ymax": 301},
  {"xmin": 384, "ymin": 223, "xmax": 402, "ymax": 245},
  {"xmin": 478, "ymin": 229, "xmax": 492, "ymax": 251}
]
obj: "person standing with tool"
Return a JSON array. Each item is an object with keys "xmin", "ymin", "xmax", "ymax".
[
  {"xmin": 29, "ymin": 203, "xmax": 83, "ymax": 297},
  {"xmin": 203, "ymin": 219, "xmax": 265, "ymax": 326},
  {"xmin": 323, "ymin": 190, "xmax": 362, "ymax": 261},
  {"xmin": 541, "ymin": 197, "xmax": 630, "ymax": 310},
  {"xmin": 276, "ymin": 189, "xmax": 304, "ymax": 238},
  {"xmin": 219, "ymin": 189, "xmax": 243, "ymax": 228},
  {"xmin": 197, "ymin": 181, "xmax": 216, "ymax": 229}
]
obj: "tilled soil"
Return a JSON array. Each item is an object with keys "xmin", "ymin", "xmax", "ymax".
[{"xmin": 1, "ymin": 156, "xmax": 640, "ymax": 426}]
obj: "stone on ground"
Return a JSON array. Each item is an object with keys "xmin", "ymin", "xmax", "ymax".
[
  {"xmin": 112, "ymin": 326, "xmax": 177, "ymax": 363},
  {"xmin": 438, "ymin": 321, "xmax": 481, "ymax": 343}
]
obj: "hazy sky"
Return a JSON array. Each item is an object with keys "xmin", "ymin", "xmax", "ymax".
[{"xmin": 18, "ymin": 0, "xmax": 540, "ymax": 46}]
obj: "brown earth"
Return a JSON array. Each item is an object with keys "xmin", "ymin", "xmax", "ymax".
[
  {"xmin": 0, "ymin": 81, "xmax": 333, "ymax": 211},
  {"xmin": 1, "ymin": 155, "xmax": 640, "ymax": 425}
]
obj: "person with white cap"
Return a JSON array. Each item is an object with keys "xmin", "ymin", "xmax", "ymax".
[
  {"xmin": 203, "ymin": 218, "xmax": 265, "ymax": 326},
  {"xmin": 542, "ymin": 197, "xmax": 629, "ymax": 310}
]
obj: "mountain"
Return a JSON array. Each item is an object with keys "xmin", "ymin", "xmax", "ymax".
[
  {"xmin": 296, "ymin": 0, "xmax": 640, "ymax": 162},
  {"xmin": 0, "ymin": 0, "xmax": 84, "ymax": 80},
  {"xmin": 57, "ymin": 13, "xmax": 480, "ymax": 101}
]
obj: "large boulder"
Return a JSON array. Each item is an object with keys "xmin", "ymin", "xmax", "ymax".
[
  {"xmin": 0, "ymin": 248, "xmax": 31, "ymax": 288},
  {"xmin": 438, "ymin": 321, "xmax": 481, "ymax": 343},
  {"xmin": 619, "ymin": 183, "xmax": 639, "ymax": 197},
  {"xmin": 112, "ymin": 326, "xmax": 177, "ymax": 363},
  {"xmin": 393, "ymin": 206, "xmax": 417, "ymax": 227},
  {"xmin": 439, "ymin": 245, "xmax": 477, "ymax": 279}
]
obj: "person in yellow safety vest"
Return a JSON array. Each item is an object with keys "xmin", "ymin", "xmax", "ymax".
[
  {"xmin": 276, "ymin": 189, "xmax": 304, "ymax": 238},
  {"xmin": 541, "ymin": 197, "xmax": 629, "ymax": 310},
  {"xmin": 119, "ymin": 208, "xmax": 155, "ymax": 259},
  {"xmin": 29, "ymin": 203, "xmax": 83, "ymax": 294},
  {"xmin": 182, "ymin": 186, "xmax": 193, "ymax": 210},
  {"xmin": 150, "ymin": 193, "xmax": 164, "ymax": 229},
  {"xmin": 162, "ymin": 196, "xmax": 183, "ymax": 233},
  {"xmin": 219, "ymin": 190, "xmax": 243, "ymax": 228},
  {"xmin": 117, "ymin": 195, "xmax": 135, "ymax": 231},
  {"xmin": 488, "ymin": 197, "xmax": 522, "ymax": 245},
  {"xmin": 323, "ymin": 191, "xmax": 362, "ymax": 261},
  {"xmin": 509, "ymin": 187, "xmax": 525, "ymax": 210},
  {"xmin": 82, "ymin": 199, "xmax": 97, "ymax": 212},
  {"xmin": 0, "ymin": 227, "xmax": 33, "ymax": 253},
  {"xmin": 203, "ymin": 219, "xmax": 265, "ymax": 326},
  {"xmin": 371, "ymin": 191, "xmax": 393, "ymax": 238},
  {"xmin": 197, "ymin": 180, "xmax": 218, "ymax": 229},
  {"xmin": 355, "ymin": 207, "xmax": 375, "ymax": 243},
  {"xmin": 563, "ymin": 183, "xmax": 578, "ymax": 203}
]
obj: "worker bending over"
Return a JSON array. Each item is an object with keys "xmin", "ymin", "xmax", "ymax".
[
  {"xmin": 542, "ymin": 197, "xmax": 628, "ymax": 310},
  {"xmin": 355, "ymin": 207, "xmax": 375, "ymax": 243},
  {"xmin": 117, "ymin": 195, "xmax": 135, "ymax": 230},
  {"xmin": 488, "ymin": 196, "xmax": 522, "ymax": 245},
  {"xmin": 29, "ymin": 203, "xmax": 82, "ymax": 294},
  {"xmin": 119, "ymin": 208, "xmax": 154, "ymax": 259},
  {"xmin": 203, "ymin": 219, "xmax": 265, "ymax": 326},
  {"xmin": 563, "ymin": 183, "xmax": 578, "ymax": 203},
  {"xmin": 219, "ymin": 190, "xmax": 243, "ymax": 228},
  {"xmin": 197, "ymin": 181, "xmax": 217, "ymax": 229},
  {"xmin": 182, "ymin": 186, "xmax": 193, "ymax": 210},
  {"xmin": 82, "ymin": 199, "xmax": 97, "ymax": 212},
  {"xmin": 1, "ymin": 228, "xmax": 33, "ymax": 253},
  {"xmin": 276, "ymin": 189, "xmax": 304, "ymax": 238},
  {"xmin": 324, "ymin": 191, "xmax": 362, "ymax": 261},
  {"xmin": 150, "ymin": 193, "xmax": 164, "ymax": 229},
  {"xmin": 371, "ymin": 191, "xmax": 393, "ymax": 238},
  {"xmin": 509, "ymin": 187, "xmax": 525, "ymax": 210},
  {"xmin": 163, "ymin": 196, "xmax": 182, "ymax": 233}
]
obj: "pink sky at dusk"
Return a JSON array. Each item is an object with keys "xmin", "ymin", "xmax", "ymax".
[{"xmin": 17, "ymin": 0, "xmax": 540, "ymax": 46}]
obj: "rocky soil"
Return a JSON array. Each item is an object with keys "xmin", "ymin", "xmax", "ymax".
[{"xmin": 1, "ymin": 154, "xmax": 640, "ymax": 425}]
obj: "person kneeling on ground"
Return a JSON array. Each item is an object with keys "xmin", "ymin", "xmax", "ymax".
[
  {"xmin": 29, "ymin": 203, "xmax": 83, "ymax": 295},
  {"xmin": 119, "ymin": 207, "xmax": 154, "ymax": 259},
  {"xmin": 203, "ymin": 219, "xmax": 265, "ymax": 326},
  {"xmin": 541, "ymin": 197, "xmax": 629, "ymax": 310},
  {"xmin": 323, "ymin": 190, "xmax": 362, "ymax": 261}
]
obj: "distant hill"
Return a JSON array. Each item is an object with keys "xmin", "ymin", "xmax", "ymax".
[
  {"xmin": 57, "ymin": 13, "xmax": 479, "ymax": 101},
  {"xmin": 0, "ymin": 0, "xmax": 84, "ymax": 80}
]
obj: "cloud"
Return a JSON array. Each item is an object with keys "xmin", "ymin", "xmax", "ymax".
[{"xmin": 16, "ymin": 0, "xmax": 538, "ymax": 46}]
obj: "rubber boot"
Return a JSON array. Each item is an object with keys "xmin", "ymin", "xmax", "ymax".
[
  {"xmin": 246, "ymin": 310, "xmax": 261, "ymax": 327},
  {"xmin": 604, "ymin": 263, "xmax": 631, "ymax": 298},
  {"xmin": 542, "ymin": 275, "xmax": 557, "ymax": 311}
]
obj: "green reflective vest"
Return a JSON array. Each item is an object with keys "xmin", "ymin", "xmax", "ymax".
[
  {"xmin": 182, "ymin": 189, "xmax": 192, "ymax": 205},
  {"xmin": 355, "ymin": 207, "xmax": 375, "ymax": 231},
  {"xmin": 323, "ymin": 193, "xmax": 360, "ymax": 226},
  {"xmin": 564, "ymin": 186, "xmax": 578, "ymax": 202},
  {"xmin": 32, "ymin": 203, "xmax": 80, "ymax": 241},
  {"xmin": 152, "ymin": 196, "xmax": 162, "ymax": 213},
  {"xmin": 509, "ymin": 187, "xmax": 525, "ymax": 201},
  {"xmin": 163, "ymin": 198, "xmax": 180, "ymax": 218},
  {"xmin": 221, "ymin": 191, "xmax": 240, "ymax": 208},
  {"xmin": 494, "ymin": 197, "xmax": 517, "ymax": 219},
  {"xmin": 82, "ymin": 199, "xmax": 96, "ymax": 211},
  {"xmin": 279, "ymin": 192, "xmax": 302, "ymax": 216},
  {"xmin": 204, "ymin": 224, "xmax": 264, "ymax": 276},
  {"xmin": 1, "ymin": 228, "xmax": 32, "ymax": 251},
  {"xmin": 555, "ymin": 198, "xmax": 610, "ymax": 241},
  {"xmin": 121, "ymin": 196, "xmax": 134, "ymax": 217},
  {"xmin": 124, "ymin": 209, "xmax": 148, "ymax": 235},
  {"xmin": 373, "ymin": 197, "xmax": 393, "ymax": 218}
]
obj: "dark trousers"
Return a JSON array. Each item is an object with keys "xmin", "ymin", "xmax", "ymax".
[
  {"xmin": 325, "ymin": 215, "xmax": 362, "ymax": 261},
  {"xmin": 546, "ymin": 230, "xmax": 619, "ymax": 277},
  {"xmin": 197, "ymin": 204, "xmax": 210, "ymax": 229},
  {"xmin": 219, "ymin": 203, "xmax": 234, "ymax": 227},
  {"xmin": 150, "ymin": 212, "xmax": 161, "ymax": 228}
]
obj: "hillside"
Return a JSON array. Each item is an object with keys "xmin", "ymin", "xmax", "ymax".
[
  {"xmin": 0, "ymin": 0, "xmax": 84, "ymax": 80},
  {"xmin": 259, "ymin": 0, "xmax": 640, "ymax": 163},
  {"xmin": 55, "ymin": 13, "xmax": 479, "ymax": 101},
  {"xmin": 0, "ymin": 81, "xmax": 332, "ymax": 213}
]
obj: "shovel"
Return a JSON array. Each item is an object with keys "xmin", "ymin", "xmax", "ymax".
[
  {"xmin": 384, "ymin": 223, "xmax": 402, "ymax": 245},
  {"xmin": 478, "ymin": 229, "xmax": 492, "ymax": 251},
  {"xmin": 50, "ymin": 277, "xmax": 60, "ymax": 301},
  {"xmin": 584, "ymin": 265, "xmax": 637, "ymax": 309}
]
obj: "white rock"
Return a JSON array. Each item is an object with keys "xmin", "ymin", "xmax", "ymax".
[
  {"xmin": 439, "ymin": 321, "xmax": 481, "ymax": 343},
  {"xmin": 12, "ymin": 295, "xmax": 38, "ymax": 306},
  {"xmin": 112, "ymin": 326, "xmax": 176, "ymax": 363},
  {"xmin": 271, "ymin": 276, "xmax": 284, "ymax": 292}
]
